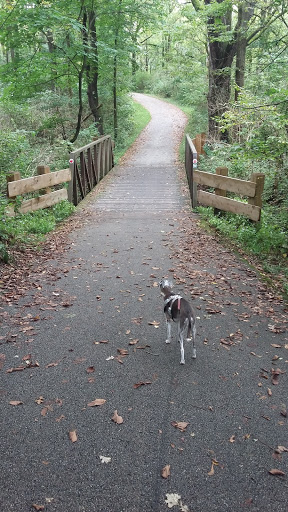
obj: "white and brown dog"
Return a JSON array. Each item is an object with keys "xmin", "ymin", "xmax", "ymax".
[{"xmin": 159, "ymin": 279, "xmax": 196, "ymax": 364}]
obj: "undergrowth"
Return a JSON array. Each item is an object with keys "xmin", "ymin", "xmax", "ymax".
[
  {"xmin": 196, "ymin": 205, "xmax": 288, "ymax": 297},
  {"xmin": 0, "ymin": 200, "xmax": 75, "ymax": 263}
]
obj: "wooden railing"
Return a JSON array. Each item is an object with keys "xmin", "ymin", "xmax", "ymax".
[
  {"xmin": 6, "ymin": 166, "xmax": 71, "ymax": 216},
  {"xmin": 185, "ymin": 134, "xmax": 265, "ymax": 222},
  {"xmin": 68, "ymin": 135, "xmax": 114, "ymax": 206}
]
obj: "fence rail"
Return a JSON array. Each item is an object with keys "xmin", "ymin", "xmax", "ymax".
[
  {"xmin": 68, "ymin": 135, "xmax": 114, "ymax": 206},
  {"xmin": 6, "ymin": 166, "xmax": 70, "ymax": 216},
  {"xmin": 185, "ymin": 134, "xmax": 265, "ymax": 222}
]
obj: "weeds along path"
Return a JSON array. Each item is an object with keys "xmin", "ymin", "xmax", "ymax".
[{"xmin": 0, "ymin": 94, "xmax": 287, "ymax": 512}]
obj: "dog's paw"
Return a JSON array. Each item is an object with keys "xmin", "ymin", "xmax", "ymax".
[
  {"xmin": 165, "ymin": 339, "xmax": 171, "ymax": 344},
  {"xmin": 180, "ymin": 360, "xmax": 185, "ymax": 365}
]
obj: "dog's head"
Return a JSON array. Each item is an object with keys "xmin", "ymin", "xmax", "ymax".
[{"xmin": 159, "ymin": 278, "xmax": 173, "ymax": 295}]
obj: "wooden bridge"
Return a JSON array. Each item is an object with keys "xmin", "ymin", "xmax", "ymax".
[{"xmin": 6, "ymin": 132, "xmax": 264, "ymax": 222}]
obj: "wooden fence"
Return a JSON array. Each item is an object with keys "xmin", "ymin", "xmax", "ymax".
[
  {"xmin": 6, "ymin": 166, "xmax": 71, "ymax": 216},
  {"xmin": 185, "ymin": 134, "xmax": 265, "ymax": 222},
  {"xmin": 5, "ymin": 134, "xmax": 114, "ymax": 214},
  {"xmin": 68, "ymin": 135, "xmax": 114, "ymax": 206}
]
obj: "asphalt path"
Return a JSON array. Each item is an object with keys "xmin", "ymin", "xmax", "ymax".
[{"xmin": 1, "ymin": 94, "xmax": 287, "ymax": 512}]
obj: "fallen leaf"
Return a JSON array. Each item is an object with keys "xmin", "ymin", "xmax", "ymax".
[
  {"xmin": 129, "ymin": 339, "xmax": 139, "ymax": 345},
  {"xmin": 269, "ymin": 469, "xmax": 285, "ymax": 476},
  {"xmin": 148, "ymin": 320, "xmax": 160, "ymax": 327},
  {"xmin": 99, "ymin": 455, "xmax": 111, "ymax": 464},
  {"xmin": 56, "ymin": 415, "xmax": 65, "ymax": 422},
  {"xmin": 32, "ymin": 505, "xmax": 45, "ymax": 511},
  {"xmin": 9, "ymin": 400, "xmax": 23, "ymax": 406},
  {"xmin": 133, "ymin": 381, "xmax": 152, "ymax": 389},
  {"xmin": 161, "ymin": 464, "xmax": 171, "ymax": 479},
  {"xmin": 276, "ymin": 446, "xmax": 288, "ymax": 453},
  {"xmin": 45, "ymin": 361, "xmax": 59, "ymax": 368},
  {"xmin": 165, "ymin": 494, "xmax": 182, "ymax": 508},
  {"xmin": 208, "ymin": 463, "xmax": 215, "ymax": 476},
  {"xmin": 87, "ymin": 399, "xmax": 106, "ymax": 407},
  {"xmin": 117, "ymin": 348, "xmax": 129, "ymax": 356},
  {"xmin": 229, "ymin": 435, "xmax": 236, "ymax": 443},
  {"xmin": 271, "ymin": 368, "xmax": 285, "ymax": 385},
  {"xmin": 69, "ymin": 430, "xmax": 77, "ymax": 443},
  {"xmin": 112, "ymin": 410, "xmax": 123, "ymax": 424},
  {"xmin": 171, "ymin": 421, "xmax": 189, "ymax": 432},
  {"xmin": 6, "ymin": 366, "xmax": 25, "ymax": 373},
  {"xmin": 86, "ymin": 366, "xmax": 95, "ymax": 374},
  {"xmin": 271, "ymin": 344, "xmax": 282, "ymax": 348},
  {"xmin": 267, "ymin": 388, "xmax": 272, "ymax": 396}
]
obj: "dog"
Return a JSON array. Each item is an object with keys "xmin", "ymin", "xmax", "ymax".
[{"xmin": 159, "ymin": 278, "xmax": 196, "ymax": 364}]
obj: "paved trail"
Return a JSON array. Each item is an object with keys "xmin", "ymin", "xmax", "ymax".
[{"xmin": 1, "ymin": 94, "xmax": 287, "ymax": 512}]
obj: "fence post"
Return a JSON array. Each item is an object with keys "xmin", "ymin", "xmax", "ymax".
[
  {"xmin": 7, "ymin": 172, "xmax": 21, "ymax": 199},
  {"xmin": 6, "ymin": 172, "xmax": 21, "ymax": 217},
  {"xmin": 248, "ymin": 172, "xmax": 265, "ymax": 221},
  {"xmin": 68, "ymin": 155, "xmax": 75, "ymax": 204},
  {"xmin": 214, "ymin": 167, "xmax": 228, "ymax": 216},
  {"xmin": 185, "ymin": 135, "xmax": 197, "ymax": 208},
  {"xmin": 37, "ymin": 165, "xmax": 51, "ymax": 195}
]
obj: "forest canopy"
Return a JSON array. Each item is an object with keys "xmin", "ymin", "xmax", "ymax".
[{"xmin": 0, "ymin": 0, "xmax": 287, "ymax": 282}]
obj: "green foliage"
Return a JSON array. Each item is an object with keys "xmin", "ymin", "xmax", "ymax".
[
  {"xmin": 113, "ymin": 97, "xmax": 151, "ymax": 162},
  {"xmin": 0, "ymin": 200, "xmax": 75, "ymax": 263},
  {"xmin": 197, "ymin": 206, "xmax": 288, "ymax": 262},
  {"xmin": 0, "ymin": 130, "xmax": 35, "ymax": 194}
]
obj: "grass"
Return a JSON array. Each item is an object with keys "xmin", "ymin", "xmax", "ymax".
[
  {"xmin": 196, "ymin": 205, "xmax": 288, "ymax": 299},
  {"xmin": 0, "ymin": 200, "xmax": 75, "ymax": 263},
  {"xmin": 113, "ymin": 99, "xmax": 151, "ymax": 163}
]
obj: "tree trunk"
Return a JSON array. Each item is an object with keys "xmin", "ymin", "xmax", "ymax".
[
  {"xmin": 205, "ymin": 1, "xmax": 235, "ymax": 141},
  {"xmin": 234, "ymin": 2, "xmax": 253, "ymax": 101},
  {"xmin": 86, "ymin": 9, "xmax": 103, "ymax": 135}
]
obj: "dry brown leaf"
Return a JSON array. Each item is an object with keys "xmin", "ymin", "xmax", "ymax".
[
  {"xmin": 9, "ymin": 400, "xmax": 23, "ymax": 406},
  {"xmin": 129, "ymin": 339, "xmax": 139, "ymax": 345},
  {"xmin": 69, "ymin": 430, "xmax": 77, "ymax": 443},
  {"xmin": 271, "ymin": 368, "xmax": 285, "ymax": 385},
  {"xmin": 267, "ymin": 388, "xmax": 272, "ymax": 396},
  {"xmin": 208, "ymin": 463, "xmax": 215, "ymax": 476},
  {"xmin": 86, "ymin": 366, "xmax": 95, "ymax": 374},
  {"xmin": 112, "ymin": 410, "xmax": 123, "ymax": 424},
  {"xmin": 171, "ymin": 421, "xmax": 189, "ymax": 432},
  {"xmin": 161, "ymin": 464, "xmax": 171, "ymax": 479},
  {"xmin": 32, "ymin": 505, "xmax": 45, "ymax": 511},
  {"xmin": 269, "ymin": 469, "xmax": 285, "ymax": 476},
  {"xmin": 117, "ymin": 348, "xmax": 129, "ymax": 356},
  {"xmin": 133, "ymin": 381, "xmax": 152, "ymax": 389},
  {"xmin": 277, "ymin": 446, "xmax": 288, "ymax": 453},
  {"xmin": 87, "ymin": 399, "xmax": 106, "ymax": 407},
  {"xmin": 229, "ymin": 435, "xmax": 236, "ymax": 443},
  {"xmin": 148, "ymin": 320, "xmax": 160, "ymax": 327}
]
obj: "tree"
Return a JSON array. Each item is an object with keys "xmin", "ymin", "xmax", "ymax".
[{"xmin": 189, "ymin": 0, "xmax": 288, "ymax": 140}]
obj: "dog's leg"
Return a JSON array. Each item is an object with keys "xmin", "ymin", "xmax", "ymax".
[
  {"xmin": 165, "ymin": 317, "xmax": 172, "ymax": 344},
  {"xmin": 178, "ymin": 324, "xmax": 185, "ymax": 364},
  {"xmin": 192, "ymin": 321, "xmax": 196, "ymax": 359}
]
